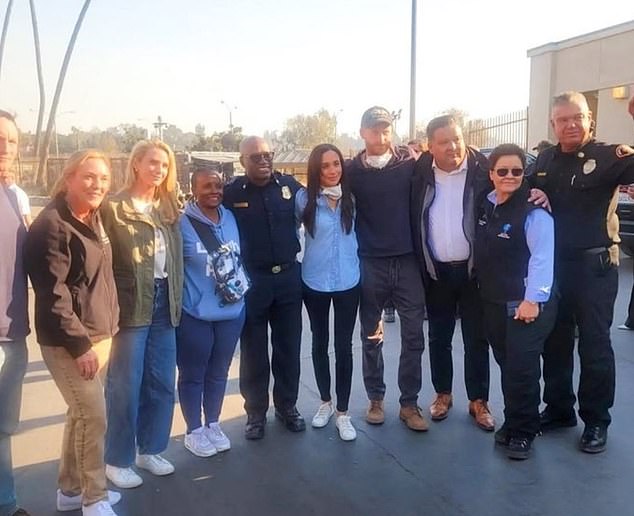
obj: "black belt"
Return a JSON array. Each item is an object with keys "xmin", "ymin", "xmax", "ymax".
[
  {"xmin": 560, "ymin": 246, "xmax": 609, "ymax": 260},
  {"xmin": 437, "ymin": 260, "xmax": 468, "ymax": 267},
  {"xmin": 249, "ymin": 262, "xmax": 296, "ymax": 274}
]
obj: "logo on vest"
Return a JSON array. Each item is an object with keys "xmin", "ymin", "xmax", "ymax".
[{"xmin": 497, "ymin": 223, "xmax": 511, "ymax": 239}]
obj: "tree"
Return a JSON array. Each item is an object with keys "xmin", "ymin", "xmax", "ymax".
[
  {"xmin": 281, "ymin": 109, "xmax": 338, "ymax": 150},
  {"xmin": 0, "ymin": 0, "xmax": 14, "ymax": 85},
  {"xmin": 194, "ymin": 123, "xmax": 206, "ymax": 137},
  {"xmin": 37, "ymin": 0, "xmax": 92, "ymax": 188},
  {"xmin": 29, "ymin": 0, "xmax": 46, "ymax": 158}
]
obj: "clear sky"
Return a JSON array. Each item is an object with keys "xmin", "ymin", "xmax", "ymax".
[{"xmin": 1, "ymin": 0, "xmax": 633, "ymax": 137}]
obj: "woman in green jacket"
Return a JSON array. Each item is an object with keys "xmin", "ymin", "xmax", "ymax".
[{"xmin": 102, "ymin": 140, "xmax": 183, "ymax": 489}]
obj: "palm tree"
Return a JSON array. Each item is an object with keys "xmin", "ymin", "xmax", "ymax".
[
  {"xmin": 29, "ymin": 0, "xmax": 46, "ymax": 159},
  {"xmin": 37, "ymin": 0, "xmax": 92, "ymax": 188},
  {"xmin": 0, "ymin": 0, "xmax": 15, "ymax": 84}
]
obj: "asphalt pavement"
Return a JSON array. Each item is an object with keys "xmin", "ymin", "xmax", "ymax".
[{"xmin": 11, "ymin": 259, "xmax": 634, "ymax": 516}]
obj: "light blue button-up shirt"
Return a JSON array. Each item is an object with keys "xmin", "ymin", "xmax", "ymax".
[{"xmin": 295, "ymin": 188, "xmax": 360, "ymax": 292}]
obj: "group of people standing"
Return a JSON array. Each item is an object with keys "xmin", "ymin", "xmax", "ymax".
[{"xmin": 1, "ymin": 90, "xmax": 634, "ymax": 515}]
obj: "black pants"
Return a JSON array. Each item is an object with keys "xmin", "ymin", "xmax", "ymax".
[
  {"xmin": 302, "ymin": 283, "xmax": 360, "ymax": 412},
  {"xmin": 359, "ymin": 254, "xmax": 425, "ymax": 407},
  {"xmin": 484, "ymin": 298, "xmax": 557, "ymax": 437},
  {"xmin": 543, "ymin": 255, "xmax": 617, "ymax": 426},
  {"xmin": 426, "ymin": 262, "xmax": 490, "ymax": 400},
  {"xmin": 239, "ymin": 263, "xmax": 302, "ymax": 419}
]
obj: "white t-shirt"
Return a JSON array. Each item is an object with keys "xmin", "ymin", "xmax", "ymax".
[
  {"xmin": 8, "ymin": 184, "xmax": 30, "ymax": 217},
  {"xmin": 131, "ymin": 198, "xmax": 168, "ymax": 279}
]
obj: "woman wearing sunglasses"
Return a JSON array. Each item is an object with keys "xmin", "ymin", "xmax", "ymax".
[
  {"xmin": 296, "ymin": 143, "xmax": 360, "ymax": 441},
  {"xmin": 474, "ymin": 143, "xmax": 556, "ymax": 460}
]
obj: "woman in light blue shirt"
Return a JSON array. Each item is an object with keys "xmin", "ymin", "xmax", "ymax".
[{"xmin": 296, "ymin": 143, "xmax": 360, "ymax": 441}]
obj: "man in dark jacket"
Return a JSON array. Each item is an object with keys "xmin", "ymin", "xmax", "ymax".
[
  {"xmin": 411, "ymin": 115, "xmax": 495, "ymax": 431},
  {"xmin": 347, "ymin": 106, "xmax": 427, "ymax": 432},
  {"xmin": 0, "ymin": 110, "xmax": 31, "ymax": 516}
]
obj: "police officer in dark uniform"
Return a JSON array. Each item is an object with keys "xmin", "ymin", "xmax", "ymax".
[
  {"xmin": 530, "ymin": 91, "xmax": 634, "ymax": 453},
  {"xmin": 223, "ymin": 136, "xmax": 305, "ymax": 440}
]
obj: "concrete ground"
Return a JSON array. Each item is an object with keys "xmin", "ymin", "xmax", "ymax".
[{"xmin": 11, "ymin": 260, "xmax": 634, "ymax": 516}]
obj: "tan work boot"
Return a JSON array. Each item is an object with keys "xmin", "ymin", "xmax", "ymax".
[
  {"xmin": 429, "ymin": 392, "xmax": 453, "ymax": 421},
  {"xmin": 366, "ymin": 400, "xmax": 385, "ymax": 425},
  {"xmin": 399, "ymin": 406, "xmax": 429, "ymax": 432},
  {"xmin": 469, "ymin": 399, "xmax": 495, "ymax": 431}
]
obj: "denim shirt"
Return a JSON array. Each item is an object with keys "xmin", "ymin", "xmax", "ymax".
[{"xmin": 295, "ymin": 188, "xmax": 360, "ymax": 292}]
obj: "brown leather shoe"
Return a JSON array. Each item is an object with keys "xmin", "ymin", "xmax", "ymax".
[
  {"xmin": 366, "ymin": 400, "xmax": 385, "ymax": 425},
  {"xmin": 430, "ymin": 392, "xmax": 453, "ymax": 421},
  {"xmin": 399, "ymin": 406, "xmax": 429, "ymax": 432},
  {"xmin": 469, "ymin": 399, "xmax": 495, "ymax": 431}
]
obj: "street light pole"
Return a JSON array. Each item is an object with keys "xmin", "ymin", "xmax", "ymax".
[
  {"xmin": 409, "ymin": 0, "xmax": 417, "ymax": 140},
  {"xmin": 220, "ymin": 100, "xmax": 237, "ymax": 132}
]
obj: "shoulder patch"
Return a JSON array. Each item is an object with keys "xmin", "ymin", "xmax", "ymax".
[{"xmin": 616, "ymin": 144, "xmax": 634, "ymax": 158}]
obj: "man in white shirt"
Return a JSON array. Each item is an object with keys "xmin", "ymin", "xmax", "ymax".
[
  {"xmin": 0, "ymin": 170, "xmax": 31, "ymax": 228},
  {"xmin": 411, "ymin": 115, "xmax": 495, "ymax": 431}
]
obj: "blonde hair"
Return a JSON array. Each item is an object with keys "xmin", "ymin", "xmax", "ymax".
[
  {"xmin": 124, "ymin": 139, "xmax": 179, "ymax": 224},
  {"xmin": 50, "ymin": 149, "xmax": 111, "ymax": 197}
]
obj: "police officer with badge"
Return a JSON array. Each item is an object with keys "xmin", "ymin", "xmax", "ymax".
[
  {"xmin": 530, "ymin": 91, "xmax": 634, "ymax": 453},
  {"xmin": 224, "ymin": 136, "xmax": 305, "ymax": 440}
]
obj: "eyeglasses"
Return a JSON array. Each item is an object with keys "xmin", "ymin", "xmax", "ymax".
[
  {"xmin": 494, "ymin": 167, "xmax": 524, "ymax": 177},
  {"xmin": 246, "ymin": 152, "xmax": 274, "ymax": 164}
]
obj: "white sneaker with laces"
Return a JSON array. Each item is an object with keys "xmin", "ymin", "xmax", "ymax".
[
  {"xmin": 336, "ymin": 414, "xmax": 357, "ymax": 441},
  {"xmin": 311, "ymin": 402, "xmax": 334, "ymax": 428},
  {"xmin": 184, "ymin": 427, "xmax": 217, "ymax": 457},
  {"xmin": 135, "ymin": 454, "xmax": 175, "ymax": 476},
  {"xmin": 105, "ymin": 465, "xmax": 143, "ymax": 489},
  {"xmin": 205, "ymin": 422, "xmax": 231, "ymax": 452},
  {"xmin": 82, "ymin": 500, "xmax": 117, "ymax": 516},
  {"xmin": 57, "ymin": 489, "xmax": 121, "ymax": 512}
]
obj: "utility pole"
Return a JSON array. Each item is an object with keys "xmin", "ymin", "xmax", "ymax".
[
  {"xmin": 153, "ymin": 115, "xmax": 168, "ymax": 140},
  {"xmin": 409, "ymin": 0, "xmax": 417, "ymax": 140}
]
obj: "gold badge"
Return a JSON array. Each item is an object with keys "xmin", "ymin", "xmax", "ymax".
[
  {"xmin": 582, "ymin": 159, "xmax": 597, "ymax": 175},
  {"xmin": 616, "ymin": 144, "xmax": 634, "ymax": 158},
  {"xmin": 281, "ymin": 185, "xmax": 292, "ymax": 200},
  {"xmin": 536, "ymin": 171, "xmax": 547, "ymax": 177},
  {"xmin": 233, "ymin": 202, "xmax": 249, "ymax": 208}
]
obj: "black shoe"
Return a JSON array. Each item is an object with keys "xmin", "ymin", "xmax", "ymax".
[
  {"xmin": 12, "ymin": 509, "xmax": 31, "ymax": 516},
  {"xmin": 275, "ymin": 407, "xmax": 306, "ymax": 432},
  {"xmin": 507, "ymin": 437, "xmax": 532, "ymax": 460},
  {"xmin": 579, "ymin": 424, "xmax": 607, "ymax": 454},
  {"xmin": 494, "ymin": 425, "xmax": 509, "ymax": 445},
  {"xmin": 539, "ymin": 409, "xmax": 577, "ymax": 432},
  {"xmin": 245, "ymin": 415, "xmax": 266, "ymax": 440}
]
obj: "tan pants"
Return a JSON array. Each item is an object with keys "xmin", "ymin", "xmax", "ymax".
[{"xmin": 41, "ymin": 338, "xmax": 111, "ymax": 506}]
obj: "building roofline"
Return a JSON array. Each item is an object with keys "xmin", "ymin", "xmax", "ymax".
[{"xmin": 527, "ymin": 19, "xmax": 634, "ymax": 57}]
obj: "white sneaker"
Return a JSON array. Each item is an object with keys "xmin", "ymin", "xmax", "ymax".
[
  {"xmin": 82, "ymin": 500, "xmax": 117, "ymax": 516},
  {"xmin": 184, "ymin": 427, "xmax": 217, "ymax": 457},
  {"xmin": 311, "ymin": 402, "xmax": 334, "ymax": 428},
  {"xmin": 135, "ymin": 454, "xmax": 175, "ymax": 476},
  {"xmin": 105, "ymin": 465, "xmax": 143, "ymax": 489},
  {"xmin": 205, "ymin": 423, "xmax": 231, "ymax": 452},
  {"xmin": 336, "ymin": 414, "xmax": 357, "ymax": 441},
  {"xmin": 57, "ymin": 489, "xmax": 121, "ymax": 511}
]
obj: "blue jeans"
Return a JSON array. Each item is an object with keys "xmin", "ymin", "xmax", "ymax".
[
  {"xmin": 176, "ymin": 309, "xmax": 245, "ymax": 432},
  {"xmin": 0, "ymin": 340, "xmax": 27, "ymax": 516},
  {"xmin": 105, "ymin": 280, "xmax": 176, "ymax": 467}
]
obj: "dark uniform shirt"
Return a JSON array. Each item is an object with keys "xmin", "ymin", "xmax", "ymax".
[
  {"xmin": 223, "ymin": 172, "xmax": 302, "ymax": 271},
  {"xmin": 529, "ymin": 140, "xmax": 634, "ymax": 256}
]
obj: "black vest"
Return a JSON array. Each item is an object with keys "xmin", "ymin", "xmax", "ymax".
[{"xmin": 474, "ymin": 183, "xmax": 540, "ymax": 304}]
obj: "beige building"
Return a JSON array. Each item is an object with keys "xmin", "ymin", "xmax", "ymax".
[{"xmin": 527, "ymin": 20, "xmax": 634, "ymax": 147}]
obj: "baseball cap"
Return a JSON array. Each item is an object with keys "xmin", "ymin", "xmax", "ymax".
[{"xmin": 361, "ymin": 106, "xmax": 393, "ymax": 128}]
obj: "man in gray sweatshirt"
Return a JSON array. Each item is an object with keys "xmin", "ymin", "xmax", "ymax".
[{"xmin": 0, "ymin": 110, "xmax": 30, "ymax": 516}]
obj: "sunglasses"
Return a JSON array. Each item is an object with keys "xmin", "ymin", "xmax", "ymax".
[
  {"xmin": 247, "ymin": 152, "xmax": 275, "ymax": 164},
  {"xmin": 494, "ymin": 167, "xmax": 524, "ymax": 177}
]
